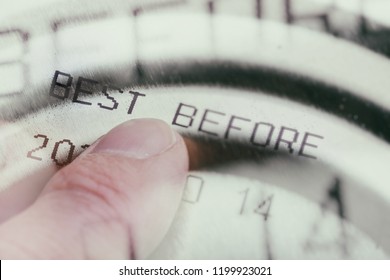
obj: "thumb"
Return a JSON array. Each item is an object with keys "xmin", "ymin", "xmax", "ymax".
[{"xmin": 0, "ymin": 119, "xmax": 189, "ymax": 259}]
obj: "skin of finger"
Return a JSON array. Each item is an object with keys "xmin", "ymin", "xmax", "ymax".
[
  {"xmin": 0, "ymin": 165, "xmax": 58, "ymax": 224},
  {"xmin": 0, "ymin": 122, "xmax": 57, "ymax": 224},
  {"xmin": 0, "ymin": 132, "xmax": 188, "ymax": 259}
]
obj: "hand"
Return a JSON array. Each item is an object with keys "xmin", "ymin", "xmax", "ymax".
[{"xmin": 0, "ymin": 119, "xmax": 189, "ymax": 259}]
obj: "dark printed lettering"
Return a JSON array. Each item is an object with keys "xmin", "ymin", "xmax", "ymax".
[
  {"xmin": 73, "ymin": 76, "xmax": 98, "ymax": 105},
  {"xmin": 298, "ymin": 132, "xmax": 324, "ymax": 159},
  {"xmin": 49, "ymin": 70, "xmax": 73, "ymax": 99},
  {"xmin": 250, "ymin": 122, "xmax": 275, "ymax": 147},
  {"xmin": 172, "ymin": 103, "xmax": 198, "ymax": 128},
  {"xmin": 199, "ymin": 109, "xmax": 225, "ymax": 137},
  {"xmin": 224, "ymin": 115, "xmax": 251, "ymax": 139},
  {"xmin": 98, "ymin": 85, "xmax": 120, "ymax": 110},
  {"xmin": 127, "ymin": 90, "xmax": 146, "ymax": 114},
  {"xmin": 274, "ymin": 126, "xmax": 299, "ymax": 153}
]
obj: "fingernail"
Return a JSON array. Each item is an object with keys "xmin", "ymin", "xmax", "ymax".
[{"xmin": 91, "ymin": 119, "xmax": 177, "ymax": 159}]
